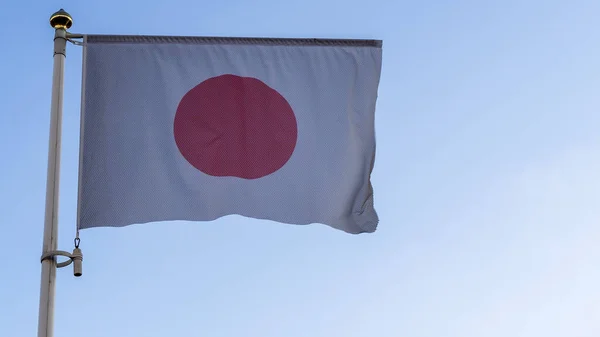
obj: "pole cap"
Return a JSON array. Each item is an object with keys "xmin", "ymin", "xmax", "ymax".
[{"xmin": 50, "ymin": 9, "xmax": 73, "ymax": 29}]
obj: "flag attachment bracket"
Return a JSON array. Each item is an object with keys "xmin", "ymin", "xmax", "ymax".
[
  {"xmin": 66, "ymin": 33, "xmax": 84, "ymax": 46},
  {"xmin": 40, "ymin": 247, "xmax": 83, "ymax": 277}
]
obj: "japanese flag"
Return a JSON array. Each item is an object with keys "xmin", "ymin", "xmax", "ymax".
[{"xmin": 77, "ymin": 35, "xmax": 382, "ymax": 234}]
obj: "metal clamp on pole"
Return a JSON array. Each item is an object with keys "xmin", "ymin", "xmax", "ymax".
[{"xmin": 40, "ymin": 247, "xmax": 83, "ymax": 277}]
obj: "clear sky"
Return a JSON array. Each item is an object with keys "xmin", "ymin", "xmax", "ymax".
[{"xmin": 1, "ymin": 1, "xmax": 600, "ymax": 336}]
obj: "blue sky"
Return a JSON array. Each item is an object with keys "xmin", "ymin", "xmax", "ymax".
[{"xmin": 2, "ymin": 1, "xmax": 600, "ymax": 336}]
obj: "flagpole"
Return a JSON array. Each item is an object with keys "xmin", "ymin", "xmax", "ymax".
[{"xmin": 37, "ymin": 9, "xmax": 73, "ymax": 337}]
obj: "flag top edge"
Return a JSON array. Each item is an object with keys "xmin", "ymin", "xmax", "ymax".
[{"xmin": 84, "ymin": 34, "xmax": 383, "ymax": 48}]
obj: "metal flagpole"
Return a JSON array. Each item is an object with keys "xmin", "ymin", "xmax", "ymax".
[{"xmin": 37, "ymin": 9, "xmax": 74, "ymax": 337}]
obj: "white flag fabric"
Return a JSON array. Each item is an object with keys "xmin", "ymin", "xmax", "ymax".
[{"xmin": 77, "ymin": 35, "xmax": 382, "ymax": 234}]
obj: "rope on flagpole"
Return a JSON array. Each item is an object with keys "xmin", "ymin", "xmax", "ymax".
[{"xmin": 66, "ymin": 29, "xmax": 84, "ymax": 276}]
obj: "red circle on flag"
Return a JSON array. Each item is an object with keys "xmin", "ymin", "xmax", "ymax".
[{"xmin": 174, "ymin": 74, "xmax": 298, "ymax": 179}]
